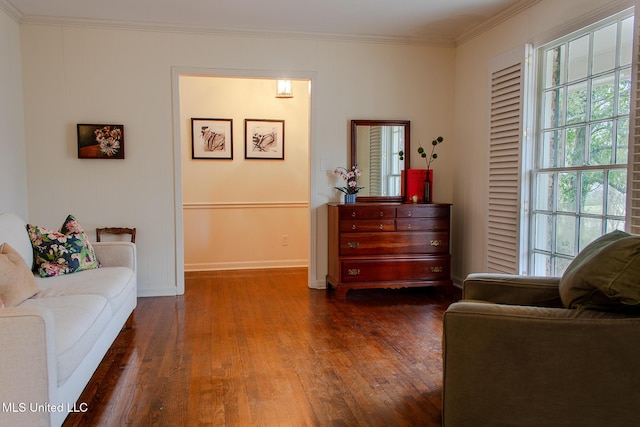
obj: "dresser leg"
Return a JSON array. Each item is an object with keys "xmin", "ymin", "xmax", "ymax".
[
  {"xmin": 326, "ymin": 277, "xmax": 349, "ymax": 299},
  {"xmin": 334, "ymin": 286, "xmax": 349, "ymax": 299}
]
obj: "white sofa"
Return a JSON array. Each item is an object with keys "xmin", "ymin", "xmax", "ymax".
[{"xmin": 0, "ymin": 213, "xmax": 137, "ymax": 427}]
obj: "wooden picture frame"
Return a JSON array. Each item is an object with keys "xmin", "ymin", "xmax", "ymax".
[
  {"xmin": 244, "ymin": 119, "xmax": 285, "ymax": 160},
  {"xmin": 77, "ymin": 124, "xmax": 125, "ymax": 159},
  {"xmin": 191, "ymin": 118, "xmax": 233, "ymax": 160}
]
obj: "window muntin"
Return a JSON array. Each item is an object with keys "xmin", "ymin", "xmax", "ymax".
[{"xmin": 531, "ymin": 13, "xmax": 633, "ymax": 276}]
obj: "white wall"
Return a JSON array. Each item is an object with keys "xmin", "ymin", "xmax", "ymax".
[
  {"xmin": 15, "ymin": 1, "xmax": 625, "ymax": 294},
  {"xmin": 12, "ymin": 1, "xmax": 624, "ymax": 293},
  {"xmin": 180, "ymin": 76, "xmax": 309, "ymax": 270},
  {"xmin": 19, "ymin": 22, "xmax": 456, "ymax": 295},
  {"xmin": 452, "ymin": 0, "xmax": 634, "ymax": 282},
  {"xmin": 0, "ymin": 8, "xmax": 27, "ymax": 218}
]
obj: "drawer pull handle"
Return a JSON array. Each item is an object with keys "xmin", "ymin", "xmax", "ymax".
[
  {"xmin": 351, "ymin": 212, "xmax": 357, "ymax": 217},
  {"xmin": 348, "ymin": 268, "xmax": 361, "ymax": 276},
  {"xmin": 407, "ymin": 223, "xmax": 412, "ymax": 229},
  {"xmin": 347, "ymin": 241, "xmax": 360, "ymax": 249},
  {"xmin": 351, "ymin": 224, "xmax": 357, "ymax": 230},
  {"xmin": 431, "ymin": 266, "xmax": 443, "ymax": 273},
  {"xmin": 379, "ymin": 224, "xmax": 384, "ymax": 230},
  {"xmin": 378, "ymin": 211, "xmax": 384, "ymax": 217},
  {"xmin": 430, "ymin": 240, "xmax": 441, "ymax": 247},
  {"xmin": 407, "ymin": 211, "xmax": 412, "ymax": 217}
]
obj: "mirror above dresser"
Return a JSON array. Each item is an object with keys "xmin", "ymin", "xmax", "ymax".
[{"xmin": 351, "ymin": 120, "xmax": 410, "ymax": 203}]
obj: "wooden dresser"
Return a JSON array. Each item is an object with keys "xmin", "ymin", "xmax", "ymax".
[{"xmin": 327, "ymin": 202, "xmax": 452, "ymax": 299}]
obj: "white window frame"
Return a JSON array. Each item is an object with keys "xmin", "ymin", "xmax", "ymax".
[{"xmin": 528, "ymin": 9, "xmax": 635, "ymax": 276}]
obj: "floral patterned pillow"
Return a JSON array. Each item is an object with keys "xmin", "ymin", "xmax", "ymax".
[
  {"xmin": 60, "ymin": 214, "xmax": 100, "ymax": 268},
  {"xmin": 27, "ymin": 215, "xmax": 100, "ymax": 278}
]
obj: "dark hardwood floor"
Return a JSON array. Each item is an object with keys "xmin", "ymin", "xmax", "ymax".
[{"xmin": 64, "ymin": 268, "xmax": 460, "ymax": 426}]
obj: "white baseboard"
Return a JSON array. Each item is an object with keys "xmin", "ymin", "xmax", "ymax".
[
  {"xmin": 185, "ymin": 259, "xmax": 309, "ymax": 272},
  {"xmin": 451, "ymin": 274, "xmax": 464, "ymax": 289},
  {"xmin": 310, "ymin": 278, "xmax": 327, "ymax": 289},
  {"xmin": 137, "ymin": 287, "xmax": 180, "ymax": 297}
]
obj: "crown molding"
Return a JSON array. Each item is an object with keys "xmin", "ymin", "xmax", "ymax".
[
  {"xmin": 532, "ymin": 0, "xmax": 635, "ymax": 46},
  {"xmin": 0, "ymin": 0, "xmax": 23, "ymax": 22},
  {"xmin": 456, "ymin": 0, "xmax": 542, "ymax": 45},
  {"xmin": 18, "ymin": 14, "xmax": 456, "ymax": 47}
]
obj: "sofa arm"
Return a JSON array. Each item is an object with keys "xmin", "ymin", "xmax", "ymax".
[
  {"xmin": 0, "ymin": 306, "xmax": 57, "ymax": 427},
  {"xmin": 442, "ymin": 301, "xmax": 640, "ymax": 427},
  {"xmin": 463, "ymin": 273, "xmax": 563, "ymax": 307},
  {"xmin": 93, "ymin": 242, "xmax": 136, "ymax": 271}
]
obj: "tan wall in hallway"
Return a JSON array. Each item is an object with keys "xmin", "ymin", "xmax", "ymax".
[{"xmin": 180, "ymin": 76, "xmax": 310, "ymax": 270}]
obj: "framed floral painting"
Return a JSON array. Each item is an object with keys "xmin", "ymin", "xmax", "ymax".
[
  {"xmin": 191, "ymin": 118, "xmax": 233, "ymax": 159},
  {"xmin": 244, "ymin": 119, "xmax": 285, "ymax": 160},
  {"xmin": 77, "ymin": 124, "xmax": 125, "ymax": 159}
]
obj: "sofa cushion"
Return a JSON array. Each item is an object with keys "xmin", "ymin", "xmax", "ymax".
[
  {"xmin": 20, "ymin": 294, "xmax": 111, "ymax": 386},
  {"xmin": 559, "ymin": 230, "xmax": 640, "ymax": 311},
  {"xmin": 0, "ymin": 243, "xmax": 39, "ymax": 307},
  {"xmin": 34, "ymin": 266, "xmax": 135, "ymax": 312},
  {"xmin": 27, "ymin": 215, "xmax": 99, "ymax": 277}
]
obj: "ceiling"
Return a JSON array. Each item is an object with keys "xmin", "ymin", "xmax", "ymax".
[{"xmin": 4, "ymin": 0, "xmax": 531, "ymax": 44}]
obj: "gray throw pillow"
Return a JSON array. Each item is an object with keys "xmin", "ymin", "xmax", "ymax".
[{"xmin": 559, "ymin": 230, "xmax": 640, "ymax": 311}]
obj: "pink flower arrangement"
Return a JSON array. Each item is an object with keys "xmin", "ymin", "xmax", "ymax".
[{"xmin": 333, "ymin": 166, "xmax": 363, "ymax": 195}]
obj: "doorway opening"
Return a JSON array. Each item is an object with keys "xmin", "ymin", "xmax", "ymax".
[{"xmin": 171, "ymin": 69, "xmax": 315, "ymax": 294}]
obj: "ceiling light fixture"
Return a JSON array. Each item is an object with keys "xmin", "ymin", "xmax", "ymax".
[{"xmin": 276, "ymin": 80, "xmax": 293, "ymax": 98}]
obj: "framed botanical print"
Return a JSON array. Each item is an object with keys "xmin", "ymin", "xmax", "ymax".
[{"xmin": 77, "ymin": 124, "xmax": 124, "ymax": 159}]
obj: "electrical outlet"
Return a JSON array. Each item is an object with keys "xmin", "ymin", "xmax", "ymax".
[{"xmin": 281, "ymin": 235, "xmax": 289, "ymax": 246}]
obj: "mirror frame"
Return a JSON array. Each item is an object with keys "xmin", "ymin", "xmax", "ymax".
[{"xmin": 351, "ymin": 119, "xmax": 410, "ymax": 203}]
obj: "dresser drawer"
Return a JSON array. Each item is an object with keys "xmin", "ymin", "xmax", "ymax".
[
  {"xmin": 340, "ymin": 256, "xmax": 451, "ymax": 283},
  {"xmin": 397, "ymin": 205, "xmax": 450, "ymax": 219},
  {"xmin": 340, "ymin": 219, "xmax": 395, "ymax": 232},
  {"xmin": 339, "ymin": 205, "xmax": 396, "ymax": 220},
  {"xmin": 339, "ymin": 231, "xmax": 449, "ymax": 255},
  {"xmin": 396, "ymin": 218, "xmax": 449, "ymax": 231}
]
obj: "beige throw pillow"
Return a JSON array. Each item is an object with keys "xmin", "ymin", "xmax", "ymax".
[{"xmin": 0, "ymin": 242, "xmax": 39, "ymax": 307}]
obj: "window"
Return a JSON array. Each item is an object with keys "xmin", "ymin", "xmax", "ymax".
[
  {"xmin": 383, "ymin": 125, "xmax": 404, "ymax": 196},
  {"xmin": 530, "ymin": 12, "xmax": 634, "ymax": 276}
]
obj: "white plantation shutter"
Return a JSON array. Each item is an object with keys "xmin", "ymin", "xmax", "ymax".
[
  {"xmin": 628, "ymin": 6, "xmax": 640, "ymax": 234},
  {"xmin": 487, "ymin": 49, "xmax": 528, "ymax": 274}
]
